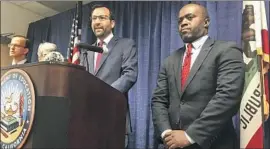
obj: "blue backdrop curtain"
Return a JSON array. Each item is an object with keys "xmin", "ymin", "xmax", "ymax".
[{"xmin": 26, "ymin": 1, "xmax": 270, "ymax": 148}]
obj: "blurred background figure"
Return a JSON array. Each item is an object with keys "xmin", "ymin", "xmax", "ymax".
[
  {"xmin": 43, "ymin": 51, "xmax": 64, "ymax": 62},
  {"xmin": 37, "ymin": 42, "xmax": 64, "ymax": 62}
]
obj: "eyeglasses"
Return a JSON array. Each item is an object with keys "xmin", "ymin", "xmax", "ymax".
[
  {"xmin": 8, "ymin": 44, "xmax": 25, "ymax": 48},
  {"xmin": 90, "ymin": 15, "xmax": 110, "ymax": 21}
]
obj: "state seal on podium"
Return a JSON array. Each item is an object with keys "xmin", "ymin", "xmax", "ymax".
[{"xmin": 1, "ymin": 69, "xmax": 35, "ymax": 149}]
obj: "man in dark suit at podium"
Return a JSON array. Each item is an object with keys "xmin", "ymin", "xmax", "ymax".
[
  {"xmin": 8, "ymin": 35, "xmax": 30, "ymax": 65},
  {"xmin": 152, "ymin": 3, "xmax": 245, "ymax": 149},
  {"xmin": 80, "ymin": 4, "xmax": 138, "ymax": 148}
]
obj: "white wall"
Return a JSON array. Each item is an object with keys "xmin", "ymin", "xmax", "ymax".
[
  {"xmin": 1, "ymin": 1, "xmax": 46, "ymax": 67},
  {"xmin": 1, "ymin": 1, "xmax": 44, "ymax": 36}
]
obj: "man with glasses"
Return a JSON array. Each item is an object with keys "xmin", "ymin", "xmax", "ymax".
[
  {"xmin": 8, "ymin": 35, "xmax": 30, "ymax": 65},
  {"xmin": 80, "ymin": 4, "xmax": 138, "ymax": 148}
]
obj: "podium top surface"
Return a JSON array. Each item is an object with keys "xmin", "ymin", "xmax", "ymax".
[{"xmin": 1, "ymin": 61, "xmax": 86, "ymax": 71}]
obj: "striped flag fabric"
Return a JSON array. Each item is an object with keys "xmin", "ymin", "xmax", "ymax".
[
  {"xmin": 67, "ymin": 1, "xmax": 82, "ymax": 64},
  {"xmin": 240, "ymin": 1, "xmax": 269, "ymax": 148}
]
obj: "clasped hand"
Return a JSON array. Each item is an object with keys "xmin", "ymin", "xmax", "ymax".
[{"xmin": 163, "ymin": 130, "xmax": 191, "ymax": 149}]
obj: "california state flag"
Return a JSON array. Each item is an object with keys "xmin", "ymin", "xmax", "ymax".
[{"xmin": 240, "ymin": 1, "xmax": 269, "ymax": 149}]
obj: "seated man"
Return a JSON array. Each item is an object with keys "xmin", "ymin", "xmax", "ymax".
[
  {"xmin": 37, "ymin": 42, "xmax": 57, "ymax": 61},
  {"xmin": 37, "ymin": 42, "xmax": 64, "ymax": 62},
  {"xmin": 43, "ymin": 51, "xmax": 64, "ymax": 62},
  {"xmin": 8, "ymin": 35, "xmax": 30, "ymax": 65}
]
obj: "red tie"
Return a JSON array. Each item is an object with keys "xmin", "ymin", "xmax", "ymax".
[
  {"xmin": 95, "ymin": 41, "xmax": 103, "ymax": 72},
  {"xmin": 181, "ymin": 43, "xmax": 192, "ymax": 91}
]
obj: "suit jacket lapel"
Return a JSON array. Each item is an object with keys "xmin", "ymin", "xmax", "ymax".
[
  {"xmin": 181, "ymin": 38, "xmax": 214, "ymax": 93},
  {"xmin": 94, "ymin": 36, "xmax": 118, "ymax": 75},
  {"xmin": 174, "ymin": 48, "xmax": 185, "ymax": 99}
]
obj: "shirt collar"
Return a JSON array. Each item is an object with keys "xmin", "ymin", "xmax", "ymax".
[
  {"xmin": 97, "ymin": 32, "xmax": 114, "ymax": 45},
  {"xmin": 185, "ymin": 35, "xmax": 209, "ymax": 50},
  {"xmin": 12, "ymin": 59, "xmax": 27, "ymax": 65}
]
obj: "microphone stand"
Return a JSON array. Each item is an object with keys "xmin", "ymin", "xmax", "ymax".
[{"xmin": 82, "ymin": 50, "xmax": 89, "ymax": 72}]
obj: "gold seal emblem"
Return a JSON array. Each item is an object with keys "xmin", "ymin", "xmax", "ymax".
[{"xmin": 1, "ymin": 69, "xmax": 35, "ymax": 148}]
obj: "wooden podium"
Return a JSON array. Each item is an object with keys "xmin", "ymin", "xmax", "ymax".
[{"xmin": 1, "ymin": 62, "xmax": 127, "ymax": 148}]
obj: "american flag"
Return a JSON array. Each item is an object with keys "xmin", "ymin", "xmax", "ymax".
[{"xmin": 67, "ymin": 1, "xmax": 82, "ymax": 64}]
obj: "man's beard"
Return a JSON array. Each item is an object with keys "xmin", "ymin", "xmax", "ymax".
[
  {"xmin": 180, "ymin": 29, "xmax": 205, "ymax": 43},
  {"xmin": 95, "ymin": 30, "xmax": 105, "ymax": 37},
  {"xmin": 180, "ymin": 33, "xmax": 196, "ymax": 43},
  {"xmin": 93, "ymin": 27, "xmax": 104, "ymax": 36}
]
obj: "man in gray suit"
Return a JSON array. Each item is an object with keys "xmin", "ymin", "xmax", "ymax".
[
  {"xmin": 80, "ymin": 4, "xmax": 138, "ymax": 148},
  {"xmin": 152, "ymin": 4, "xmax": 245, "ymax": 149}
]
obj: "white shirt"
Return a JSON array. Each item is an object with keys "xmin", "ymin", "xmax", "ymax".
[
  {"xmin": 183, "ymin": 35, "xmax": 209, "ymax": 68},
  {"xmin": 94, "ymin": 33, "xmax": 114, "ymax": 70},
  {"xmin": 12, "ymin": 59, "xmax": 27, "ymax": 65},
  {"xmin": 161, "ymin": 35, "xmax": 209, "ymax": 144}
]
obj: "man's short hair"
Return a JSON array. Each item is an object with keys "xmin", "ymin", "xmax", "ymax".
[
  {"xmin": 13, "ymin": 35, "xmax": 30, "ymax": 49},
  {"xmin": 37, "ymin": 42, "xmax": 58, "ymax": 57},
  {"xmin": 90, "ymin": 4, "xmax": 115, "ymax": 20}
]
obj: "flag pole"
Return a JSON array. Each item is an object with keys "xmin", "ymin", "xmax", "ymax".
[
  {"xmin": 76, "ymin": 1, "xmax": 82, "ymax": 43},
  {"xmin": 66, "ymin": 9, "xmax": 77, "ymax": 61}
]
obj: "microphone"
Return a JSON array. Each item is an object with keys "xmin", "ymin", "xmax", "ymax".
[{"xmin": 76, "ymin": 43, "xmax": 108, "ymax": 53}]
